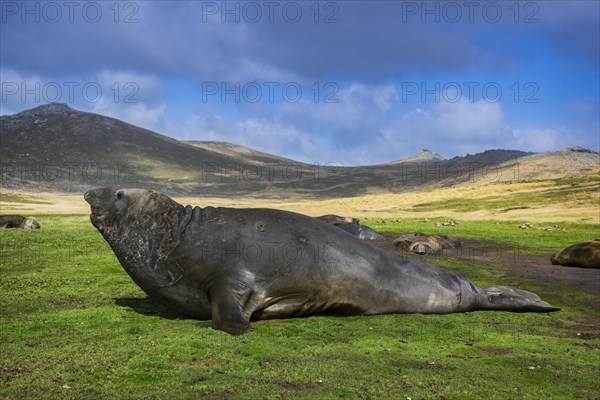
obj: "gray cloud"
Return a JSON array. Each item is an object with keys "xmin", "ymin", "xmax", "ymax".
[
  {"xmin": 0, "ymin": 1, "xmax": 568, "ymax": 81},
  {"xmin": 1, "ymin": 1, "xmax": 598, "ymax": 164}
]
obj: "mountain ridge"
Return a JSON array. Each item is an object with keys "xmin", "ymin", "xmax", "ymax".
[{"xmin": 1, "ymin": 103, "xmax": 597, "ymax": 198}]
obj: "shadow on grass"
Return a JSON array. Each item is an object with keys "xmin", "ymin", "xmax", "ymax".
[{"xmin": 114, "ymin": 297, "xmax": 198, "ymax": 321}]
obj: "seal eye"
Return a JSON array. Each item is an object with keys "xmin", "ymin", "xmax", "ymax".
[{"xmin": 116, "ymin": 190, "xmax": 125, "ymax": 201}]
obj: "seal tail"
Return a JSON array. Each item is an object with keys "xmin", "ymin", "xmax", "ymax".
[{"xmin": 480, "ymin": 286, "xmax": 560, "ymax": 312}]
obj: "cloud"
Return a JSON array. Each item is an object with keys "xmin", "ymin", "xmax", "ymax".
[
  {"xmin": 91, "ymin": 100, "xmax": 167, "ymax": 133},
  {"xmin": 280, "ymin": 83, "xmax": 399, "ymax": 147},
  {"xmin": 3, "ymin": 1, "xmax": 594, "ymax": 85},
  {"xmin": 431, "ymin": 100, "xmax": 506, "ymax": 140},
  {"xmin": 379, "ymin": 99, "xmax": 509, "ymax": 157},
  {"xmin": 2, "ymin": 1, "xmax": 598, "ymax": 164},
  {"xmin": 0, "ymin": 2, "xmax": 478, "ymax": 83},
  {"xmin": 0, "ymin": 67, "xmax": 168, "ymax": 132},
  {"xmin": 87, "ymin": 70, "xmax": 168, "ymax": 132},
  {"xmin": 535, "ymin": 1, "xmax": 600, "ymax": 65},
  {"xmin": 176, "ymin": 84, "xmax": 597, "ymax": 165},
  {"xmin": 0, "ymin": 68, "xmax": 44, "ymax": 115},
  {"xmin": 93, "ymin": 70, "xmax": 167, "ymax": 105},
  {"xmin": 567, "ymin": 96, "xmax": 600, "ymax": 150},
  {"xmin": 178, "ymin": 113, "xmax": 320, "ymax": 163},
  {"xmin": 510, "ymin": 127, "xmax": 566, "ymax": 152},
  {"xmin": 177, "ymin": 83, "xmax": 401, "ymax": 164},
  {"xmin": 379, "ymin": 98, "xmax": 599, "ymax": 159}
]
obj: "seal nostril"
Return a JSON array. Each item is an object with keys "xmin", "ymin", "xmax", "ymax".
[{"xmin": 84, "ymin": 190, "xmax": 97, "ymax": 204}]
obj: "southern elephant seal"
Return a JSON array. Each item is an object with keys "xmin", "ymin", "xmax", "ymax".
[
  {"xmin": 334, "ymin": 223, "xmax": 386, "ymax": 241},
  {"xmin": 316, "ymin": 214, "xmax": 360, "ymax": 225},
  {"xmin": 393, "ymin": 233, "xmax": 461, "ymax": 255},
  {"xmin": 85, "ymin": 188, "xmax": 559, "ymax": 335},
  {"xmin": 550, "ymin": 240, "xmax": 600, "ymax": 269},
  {"xmin": 316, "ymin": 214, "xmax": 385, "ymax": 241},
  {"xmin": 0, "ymin": 215, "xmax": 40, "ymax": 229}
]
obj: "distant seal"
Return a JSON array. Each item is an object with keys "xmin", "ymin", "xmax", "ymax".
[
  {"xmin": 0, "ymin": 215, "xmax": 40, "ymax": 229},
  {"xmin": 550, "ymin": 240, "xmax": 600, "ymax": 269},
  {"xmin": 393, "ymin": 233, "xmax": 461, "ymax": 255},
  {"xmin": 316, "ymin": 214, "xmax": 385, "ymax": 240},
  {"xmin": 316, "ymin": 214, "xmax": 360, "ymax": 225},
  {"xmin": 85, "ymin": 188, "xmax": 559, "ymax": 335},
  {"xmin": 335, "ymin": 223, "xmax": 386, "ymax": 240}
]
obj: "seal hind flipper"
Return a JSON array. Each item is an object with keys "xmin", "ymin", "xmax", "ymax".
[{"xmin": 481, "ymin": 286, "xmax": 560, "ymax": 312}]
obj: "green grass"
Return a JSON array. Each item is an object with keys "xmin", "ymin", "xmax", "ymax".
[
  {"xmin": 364, "ymin": 217, "xmax": 599, "ymax": 255},
  {"xmin": 1, "ymin": 215, "xmax": 599, "ymax": 399}
]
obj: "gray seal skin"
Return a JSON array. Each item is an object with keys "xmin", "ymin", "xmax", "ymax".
[
  {"xmin": 550, "ymin": 240, "xmax": 600, "ymax": 269},
  {"xmin": 84, "ymin": 188, "xmax": 560, "ymax": 335},
  {"xmin": 0, "ymin": 215, "xmax": 40, "ymax": 229},
  {"xmin": 316, "ymin": 214, "xmax": 385, "ymax": 240},
  {"xmin": 335, "ymin": 224, "xmax": 386, "ymax": 241}
]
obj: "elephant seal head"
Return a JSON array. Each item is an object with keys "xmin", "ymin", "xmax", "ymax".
[
  {"xmin": 84, "ymin": 188, "xmax": 191, "ymax": 289},
  {"xmin": 22, "ymin": 218, "xmax": 40, "ymax": 229},
  {"xmin": 393, "ymin": 233, "xmax": 461, "ymax": 255}
]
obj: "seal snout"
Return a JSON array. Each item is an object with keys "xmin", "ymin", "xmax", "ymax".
[
  {"xmin": 84, "ymin": 189, "xmax": 101, "ymax": 215},
  {"xmin": 84, "ymin": 188, "xmax": 117, "ymax": 225},
  {"xmin": 413, "ymin": 243, "xmax": 429, "ymax": 255},
  {"xmin": 85, "ymin": 187, "xmax": 114, "ymax": 206},
  {"xmin": 84, "ymin": 189, "xmax": 99, "ymax": 205}
]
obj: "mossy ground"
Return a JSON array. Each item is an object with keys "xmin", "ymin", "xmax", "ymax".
[{"xmin": 1, "ymin": 215, "xmax": 598, "ymax": 399}]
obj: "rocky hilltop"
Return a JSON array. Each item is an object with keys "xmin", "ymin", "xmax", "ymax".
[{"xmin": 384, "ymin": 149, "xmax": 446, "ymax": 164}]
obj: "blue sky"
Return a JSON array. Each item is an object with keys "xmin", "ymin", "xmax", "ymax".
[{"xmin": 1, "ymin": 0, "xmax": 598, "ymax": 165}]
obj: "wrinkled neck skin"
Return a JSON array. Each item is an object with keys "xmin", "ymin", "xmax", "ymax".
[{"xmin": 99, "ymin": 196, "xmax": 192, "ymax": 291}]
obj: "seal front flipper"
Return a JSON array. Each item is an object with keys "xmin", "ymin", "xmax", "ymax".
[
  {"xmin": 208, "ymin": 285, "xmax": 252, "ymax": 335},
  {"xmin": 481, "ymin": 286, "xmax": 560, "ymax": 312}
]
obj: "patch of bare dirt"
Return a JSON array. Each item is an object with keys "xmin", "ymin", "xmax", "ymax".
[
  {"xmin": 159, "ymin": 323, "xmax": 183, "ymax": 329},
  {"xmin": 194, "ymin": 391, "xmax": 233, "ymax": 399},
  {"xmin": 0, "ymin": 367, "xmax": 26, "ymax": 383},
  {"xmin": 177, "ymin": 360, "xmax": 225, "ymax": 368},
  {"xmin": 566, "ymin": 316, "xmax": 600, "ymax": 340},
  {"xmin": 278, "ymin": 381, "xmax": 323, "ymax": 391},
  {"xmin": 477, "ymin": 346, "xmax": 514, "ymax": 355}
]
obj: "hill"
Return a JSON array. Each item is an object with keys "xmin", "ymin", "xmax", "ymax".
[
  {"xmin": 1, "ymin": 103, "xmax": 598, "ymax": 198},
  {"xmin": 0, "ymin": 103, "xmax": 313, "ymax": 196},
  {"xmin": 185, "ymin": 141, "xmax": 299, "ymax": 165}
]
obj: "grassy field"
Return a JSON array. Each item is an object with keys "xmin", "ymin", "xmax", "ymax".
[
  {"xmin": 364, "ymin": 218, "xmax": 600, "ymax": 256},
  {"xmin": 1, "ymin": 176, "xmax": 599, "ymax": 223},
  {"xmin": 1, "ymin": 213, "xmax": 598, "ymax": 399}
]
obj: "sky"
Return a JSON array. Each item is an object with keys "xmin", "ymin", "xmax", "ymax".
[{"xmin": 1, "ymin": 0, "xmax": 599, "ymax": 165}]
